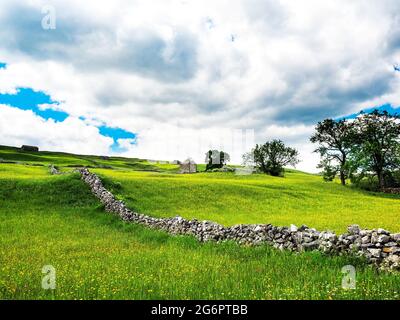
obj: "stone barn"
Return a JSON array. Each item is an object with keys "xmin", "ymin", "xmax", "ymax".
[
  {"xmin": 21, "ymin": 145, "xmax": 39, "ymax": 152},
  {"xmin": 179, "ymin": 158, "xmax": 197, "ymax": 173}
]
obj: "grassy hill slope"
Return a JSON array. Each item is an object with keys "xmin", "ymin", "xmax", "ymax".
[
  {"xmin": 1, "ymin": 164, "xmax": 399, "ymax": 299},
  {"xmin": 0, "ymin": 145, "xmax": 181, "ymax": 172},
  {"xmin": 93, "ymin": 169, "xmax": 400, "ymax": 233},
  {"xmin": 1, "ymin": 145, "xmax": 399, "ymax": 233}
]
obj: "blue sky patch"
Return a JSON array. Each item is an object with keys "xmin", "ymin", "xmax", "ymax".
[
  {"xmin": 98, "ymin": 125, "xmax": 137, "ymax": 140},
  {"xmin": 110, "ymin": 141, "xmax": 128, "ymax": 153},
  {"xmin": 336, "ymin": 104, "xmax": 400, "ymax": 120},
  {"xmin": 0, "ymin": 87, "xmax": 68, "ymax": 122},
  {"xmin": 0, "ymin": 87, "xmax": 137, "ymax": 154},
  {"xmin": 98, "ymin": 125, "xmax": 137, "ymax": 152}
]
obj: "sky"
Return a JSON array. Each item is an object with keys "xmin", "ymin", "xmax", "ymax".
[{"xmin": 1, "ymin": 0, "xmax": 400, "ymax": 172}]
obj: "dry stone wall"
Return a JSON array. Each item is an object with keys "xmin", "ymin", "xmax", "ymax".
[{"xmin": 79, "ymin": 168, "xmax": 400, "ymax": 272}]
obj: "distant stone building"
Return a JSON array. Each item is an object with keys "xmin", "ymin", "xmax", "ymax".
[
  {"xmin": 21, "ymin": 145, "xmax": 39, "ymax": 152},
  {"xmin": 171, "ymin": 160, "xmax": 181, "ymax": 165},
  {"xmin": 179, "ymin": 158, "xmax": 197, "ymax": 173}
]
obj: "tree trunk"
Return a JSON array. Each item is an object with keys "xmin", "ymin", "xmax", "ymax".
[
  {"xmin": 377, "ymin": 170, "xmax": 385, "ymax": 190},
  {"xmin": 340, "ymin": 153, "xmax": 347, "ymax": 186},
  {"xmin": 339, "ymin": 170, "xmax": 346, "ymax": 186},
  {"xmin": 260, "ymin": 160, "xmax": 267, "ymax": 174}
]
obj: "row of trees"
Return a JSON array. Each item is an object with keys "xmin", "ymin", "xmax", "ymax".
[
  {"xmin": 205, "ymin": 110, "xmax": 400, "ymax": 191},
  {"xmin": 310, "ymin": 110, "xmax": 400, "ymax": 189},
  {"xmin": 206, "ymin": 140, "xmax": 299, "ymax": 177}
]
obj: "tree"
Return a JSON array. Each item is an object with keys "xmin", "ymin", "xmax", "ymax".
[
  {"xmin": 251, "ymin": 139, "xmax": 299, "ymax": 176},
  {"xmin": 242, "ymin": 151, "xmax": 255, "ymax": 167},
  {"xmin": 310, "ymin": 119, "xmax": 354, "ymax": 185},
  {"xmin": 352, "ymin": 110, "xmax": 400, "ymax": 189},
  {"xmin": 317, "ymin": 158, "xmax": 338, "ymax": 182},
  {"xmin": 205, "ymin": 150, "xmax": 230, "ymax": 171}
]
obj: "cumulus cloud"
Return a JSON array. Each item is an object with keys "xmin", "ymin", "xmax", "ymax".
[
  {"xmin": 1, "ymin": 0, "xmax": 400, "ymax": 172},
  {"xmin": 0, "ymin": 104, "xmax": 113, "ymax": 154}
]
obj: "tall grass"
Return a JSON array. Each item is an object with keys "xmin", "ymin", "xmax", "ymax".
[
  {"xmin": 0, "ymin": 165, "xmax": 399, "ymax": 299},
  {"xmin": 93, "ymin": 169, "xmax": 400, "ymax": 234}
]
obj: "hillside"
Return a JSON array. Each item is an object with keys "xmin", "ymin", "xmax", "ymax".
[
  {"xmin": 1, "ymin": 163, "xmax": 399, "ymax": 299},
  {"xmin": 94, "ymin": 169, "xmax": 400, "ymax": 233},
  {"xmin": 1, "ymin": 145, "xmax": 400, "ymax": 299},
  {"xmin": 1, "ymin": 145, "xmax": 400, "ymax": 233},
  {"xmin": 0, "ymin": 145, "xmax": 181, "ymax": 172}
]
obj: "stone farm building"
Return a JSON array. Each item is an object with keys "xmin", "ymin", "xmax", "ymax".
[
  {"xmin": 21, "ymin": 145, "xmax": 39, "ymax": 152},
  {"xmin": 179, "ymin": 158, "xmax": 197, "ymax": 173}
]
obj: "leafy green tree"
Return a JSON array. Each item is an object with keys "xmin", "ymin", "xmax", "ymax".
[
  {"xmin": 205, "ymin": 150, "xmax": 230, "ymax": 171},
  {"xmin": 251, "ymin": 139, "xmax": 299, "ymax": 176},
  {"xmin": 310, "ymin": 119, "xmax": 354, "ymax": 185},
  {"xmin": 242, "ymin": 151, "xmax": 255, "ymax": 167},
  {"xmin": 317, "ymin": 158, "xmax": 338, "ymax": 182},
  {"xmin": 352, "ymin": 110, "xmax": 400, "ymax": 189}
]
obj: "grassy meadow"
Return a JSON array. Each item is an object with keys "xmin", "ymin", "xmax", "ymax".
[
  {"xmin": 1, "ymin": 146, "xmax": 400, "ymax": 299},
  {"xmin": 0, "ymin": 145, "xmax": 180, "ymax": 172},
  {"xmin": 93, "ymin": 169, "xmax": 400, "ymax": 234}
]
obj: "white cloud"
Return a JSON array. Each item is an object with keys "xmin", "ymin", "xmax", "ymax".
[
  {"xmin": 0, "ymin": 104, "xmax": 113, "ymax": 154},
  {"xmin": 0, "ymin": 0, "xmax": 400, "ymax": 172}
]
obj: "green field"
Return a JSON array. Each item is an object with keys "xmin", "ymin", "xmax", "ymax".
[
  {"xmin": 1, "ymin": 146, "xmax": 400, "ymax": 299},
  {"xmin": 92, "ymin": 169, "xmax": 400, "ymax": 234},
  {"xmin": 0, "ymin": 145, "xmax": 181, "ymax": 172}
]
